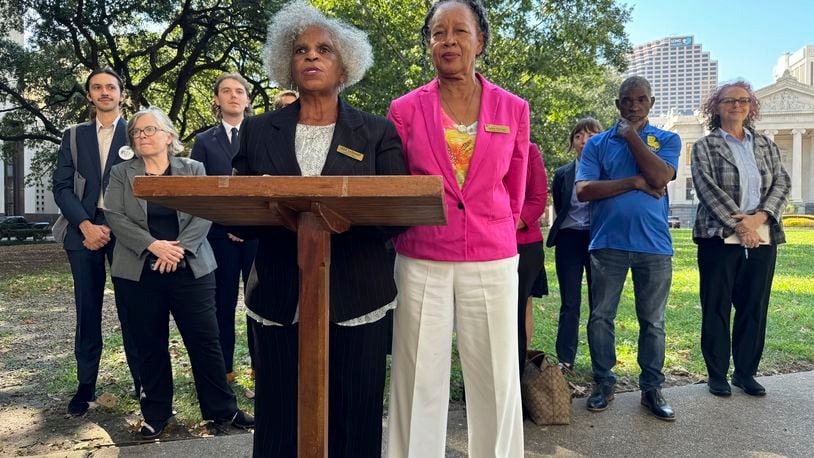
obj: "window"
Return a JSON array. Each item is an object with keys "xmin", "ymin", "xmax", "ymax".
[{"xmin": 685, "ymin": 177, "xmax": 694, "ymax": 201}]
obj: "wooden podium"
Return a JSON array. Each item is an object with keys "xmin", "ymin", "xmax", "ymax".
[{"xmin": 133, "ymin": 175, "xmax": 445, "ymax": 457}]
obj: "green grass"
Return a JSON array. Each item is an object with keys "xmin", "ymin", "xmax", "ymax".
[
  {"xmin": 8, "ymin": 229, "xmax": 814, "ymax": 425},
  {"xmin": 509, "ymin": 229, "xmax": 814, "ymax": 393}
]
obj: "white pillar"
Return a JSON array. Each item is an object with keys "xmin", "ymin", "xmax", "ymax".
[
  {"xmin": 791, "ymin": 128, "xmax": 805, "ymax": 204},
  {"xmin": 808, "ymin": 134, "xmax": 814, "ymax": 209},
  {"xmin": 763, "ymin": 129, "xmax": 778, "ymax": 142}
]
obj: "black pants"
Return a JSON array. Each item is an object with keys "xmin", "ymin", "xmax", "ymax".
[
  {"xmin": 553, "ymin": 228, "xmax": 593, "ymax": 365},
  {"xmin": 115, "ymin": 264, "xmax": 237, "ymax": 424},
  {"xmin": 210, "ymin": 236, "xmax": 258, "ymax": 372},
  {"xmin": 517, "ymin": 241, "xmax": 545, "ymax": 378},
  {"xmin": 66, "ymin": 210, "xmax": 139, "ymax": 389},
  {"xmin": 251, "ymin": 317, "xmax": 389, "ymax": 458},
  {"xmin": 697, "ymin": 237, "xmax": 777, "ymax": 380}
]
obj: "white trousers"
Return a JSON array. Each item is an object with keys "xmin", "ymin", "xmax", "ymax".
[{"xmin": 387, "ymin": 254, "xmax": 524, "ymax": 458}]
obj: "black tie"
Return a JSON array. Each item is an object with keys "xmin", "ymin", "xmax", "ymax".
[{"xmin": 231, "ymin": 127, "xmax": 240, "ymax": 154}]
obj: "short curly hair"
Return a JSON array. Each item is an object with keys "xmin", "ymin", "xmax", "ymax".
[
  {"xmin": 263, "ymin": 0, "xmax": 373, "ymax": 90},
  {"xmin": 701, "ymin": 80, "xmax": 761, "ymax": 130},
  {"xmin": 421, "ymin": 0, "xmax": 490, "ymax": 61}
]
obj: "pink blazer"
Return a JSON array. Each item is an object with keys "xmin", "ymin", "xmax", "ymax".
[
  {"xmin": 517, "ymin": 143, "xmax": 548, "ymax": 245},
  {"xmin": 387, "ymin": 74, "xmax": 530, "ymax": 261}
]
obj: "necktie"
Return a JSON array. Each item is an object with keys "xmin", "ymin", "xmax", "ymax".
[{"xmin": 231, "ymin": 127, "xmax": 240, "ymax": 154}]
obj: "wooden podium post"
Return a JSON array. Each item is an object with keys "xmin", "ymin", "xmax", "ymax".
[{"xmin": 134, "ymin": 176, "xmax": 445, "ymax": 457}]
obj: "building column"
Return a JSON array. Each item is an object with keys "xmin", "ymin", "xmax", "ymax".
[
  {"xmin": 791, "ymin": 128, "xmax": 805, "ymax": 205},
  {"xmin": 763, "ymin": 129, "xmax": 778, "ymax": 142},
  {"xmin": 809, "ymin": 133, "xmax": 814, "ymax": 212}
]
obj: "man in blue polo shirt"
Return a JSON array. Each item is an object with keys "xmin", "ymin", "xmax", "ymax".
[{"xmin": 576, "ymin": 76, "xmax": 680, "ymax": 421}]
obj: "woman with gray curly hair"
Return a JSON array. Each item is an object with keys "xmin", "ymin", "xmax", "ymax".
[
  {"xmin": 692, "ymin": 81, "xmax": 790, "ymax": 398},
  {"xmin": 231, "ymin": 1, "xmax": 407, "ymax": 456},
  {"xmin": 104, "ymin": 107, "xmax": 254, "ymax": 439}
]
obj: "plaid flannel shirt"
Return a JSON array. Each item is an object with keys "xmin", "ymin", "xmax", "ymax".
[{"xmin": 691, "ymin": 127, "xmax": 790, "ymax": 244}]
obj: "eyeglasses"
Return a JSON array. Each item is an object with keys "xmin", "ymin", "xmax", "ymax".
[
  {"xmin": 131, "ymin": 126, "xmax": 163, "ymax": 138},
  {"xmin": 719, "ymin": 97, "xmax": 751, "ymax": 106}
]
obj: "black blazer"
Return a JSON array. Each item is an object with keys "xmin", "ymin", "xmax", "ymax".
[
  {"xmin": 190, "ymin": 122, "xmax": 237, "ymax": 239},
  {"xmin": 546, "ymin": 159, "xmax": 577, "ymax": 248},
  {"xmin": 232, "ymin": 99, "xmax": 407, "ymax": 324},
  {"xmin": 52, "ymin": 118, "xmax": 130, "ymax": 251}
]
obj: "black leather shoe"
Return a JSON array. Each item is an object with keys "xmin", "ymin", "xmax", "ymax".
[
  {"xmin": 231, "ymin": 409, "xmax": 255, "ymax": 430},
  {"xmin": 140, "ymin": 419, "xmax": 168, "ymax": 440},
  {"xmin": 641, "ymin": 389, "xmax": 675, "ymax": 421},
  {"xmin": 732, "ymin": 374, "xmax": 766, "ymax": 396},
  {"xmin": 586, "ymin": 384, "xmax": 615, "ymax": 412},
  {"xmin": 707, "ymin": 377, "xmax": 731, "ymax": 397},
  {"xmin": 67, "ymin": 383, "xmax": 96, "ymax": 417}
]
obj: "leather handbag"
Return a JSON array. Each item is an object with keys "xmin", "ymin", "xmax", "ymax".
[{"xmin": 520, "ymin": 350, "xmax": 572, "ymax": 425}]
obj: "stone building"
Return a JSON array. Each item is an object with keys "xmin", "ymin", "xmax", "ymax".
[{"xmin": 1, "ymin": 27, "xmax": 60, "ymax": 220}]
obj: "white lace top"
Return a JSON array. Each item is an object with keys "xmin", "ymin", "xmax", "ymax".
[
  {"xmin": 246, "ymin": 122, "xmax": 396, "ymax": 327},
  {"xmin": 295, "ymin": 123, "xmax": 335, "ymax": 176}
]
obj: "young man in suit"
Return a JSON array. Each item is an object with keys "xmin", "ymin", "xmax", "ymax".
[
  {"xmin": 190, "ymin": 73, "xmax": 258, "ymax": 388},
  {"xmin": 52, "ymin": 68, "xmax": 140, "ymax": 416}
]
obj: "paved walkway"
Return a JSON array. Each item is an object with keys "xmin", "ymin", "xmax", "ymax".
[{"xmin": 58, "ymin": 371, "xmax": 813, "ymax": 457}]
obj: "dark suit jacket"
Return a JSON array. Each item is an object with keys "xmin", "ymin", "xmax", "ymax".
[
  {"xmin": 546, "ymin": 159, "xmax": 577, "ymax": 248},
  {"xmin": 190, "ymin": 122, "xmax": 237, "ymax": 239},
  {"xmin": 232, "ymin": 99, "xmax": 407, "ymax": 324},
  {"xmin": 52, "ymin": 118, "xmax": 130, "ymax": 251}
]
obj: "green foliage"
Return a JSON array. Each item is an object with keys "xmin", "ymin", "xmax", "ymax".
[
  {"xmin": 1, "ymin": 0, "xmax": 631, "ymax": 185},
  {"xmin": 319, "ymin": 0, "xmax": 631, "ymax": 170}
]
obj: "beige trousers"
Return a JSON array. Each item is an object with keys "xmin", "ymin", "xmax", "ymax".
[{"xmin": 387, "ymin": 254, "xmax": 524, "ymax": 458}]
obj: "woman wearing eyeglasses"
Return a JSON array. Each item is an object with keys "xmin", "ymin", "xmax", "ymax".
[
  {"xmin": 691, "ymin": 81, "xmax": 790, "ymax": 398},
  {"xmin": 104, "ymin": 107, "xmax": 253, "ymax": 439}
]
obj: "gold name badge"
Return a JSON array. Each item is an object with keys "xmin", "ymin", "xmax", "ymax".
[
  {"xmin": 337, "ymin": 145, "xmax": 364, "ymax": 161},
  {"xmin": 485, "ymin": 124, "xmax": 510, "ymax": 134}
]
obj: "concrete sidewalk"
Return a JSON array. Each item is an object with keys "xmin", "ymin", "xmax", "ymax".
[{"xmin": 83, "ymin": 371, "xmax": 813, "ymax": 457}]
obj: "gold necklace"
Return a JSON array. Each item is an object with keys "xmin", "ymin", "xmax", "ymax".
[{"xmin": 441, "ymin": 82, "xmax": 479, "ymax": 133}]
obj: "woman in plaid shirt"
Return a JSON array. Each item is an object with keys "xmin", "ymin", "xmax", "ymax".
[{"xmin": 691, "ymin": 81, "xmax": 790, "ymax": 398}]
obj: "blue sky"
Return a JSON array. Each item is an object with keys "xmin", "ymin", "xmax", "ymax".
[{"xmin": 625, "ymin": 0, "xmax": 812, "ymax": 89}]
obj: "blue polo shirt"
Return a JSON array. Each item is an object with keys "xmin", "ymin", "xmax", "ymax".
[{"xmin": 576, "ymin": 122, "xmax": 681, "ymax": 255}]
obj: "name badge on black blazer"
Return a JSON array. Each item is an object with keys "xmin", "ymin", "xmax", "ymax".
[{"xmin": 337, "ymin": 145, "xmax": 364, "ymax": 161}]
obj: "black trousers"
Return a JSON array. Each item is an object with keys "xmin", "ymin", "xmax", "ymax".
[
  {"xmin": 115, "ymin": 264, "xmax": 237, "ymax": 424},
  {"xmin": 65, "ymin": 210, "xmax": 139, "ymax": 389},
  {"xmin": 517, "ymin": 241, "xmax": 545, "ymax": 378},
  {"xmin": 553, "ymin": 228, "xmax": 593, "ymax": 365},
  {"xmin": 697, "ymin": 237, "xmax": 777, "ymax": 380},
  {"xmin": 209, "ymin": 236, "xmax": 258, "ymax": 373},
  {"xmin": 251, "ymin": 317, "xmax": 388, "ymax": 458}
]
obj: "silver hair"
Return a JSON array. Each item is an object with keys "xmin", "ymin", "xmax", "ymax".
[
  {"xmin": 263, "ymin": 0, "xmax": 373, "ymax": 90},
  {"xmin": 127, "ymin": 107, "xmax": 184, "ymax": 156}
]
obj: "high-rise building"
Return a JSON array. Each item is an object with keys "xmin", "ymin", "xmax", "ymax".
[
  {"xmin": 623, "ymin": 36, "xmax": 718, "ymax": 117},
  {"xmin": 774, "ymin": 45, "xmax": 814, "ymax": 86}
]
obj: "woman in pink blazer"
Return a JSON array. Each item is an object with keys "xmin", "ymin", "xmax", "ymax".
[{"xmin": 386, "ymin": 1, "xmax": 529, "ymax": 456}]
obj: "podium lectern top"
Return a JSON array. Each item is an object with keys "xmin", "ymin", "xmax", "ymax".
[{"xmin": 133, "ymin": 175, "xmax": 446, "ymax": 227}]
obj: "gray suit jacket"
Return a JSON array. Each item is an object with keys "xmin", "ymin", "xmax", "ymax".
[{"xmin": 104, "ymin": 155, "xmax": 216, "ymax": 281}]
